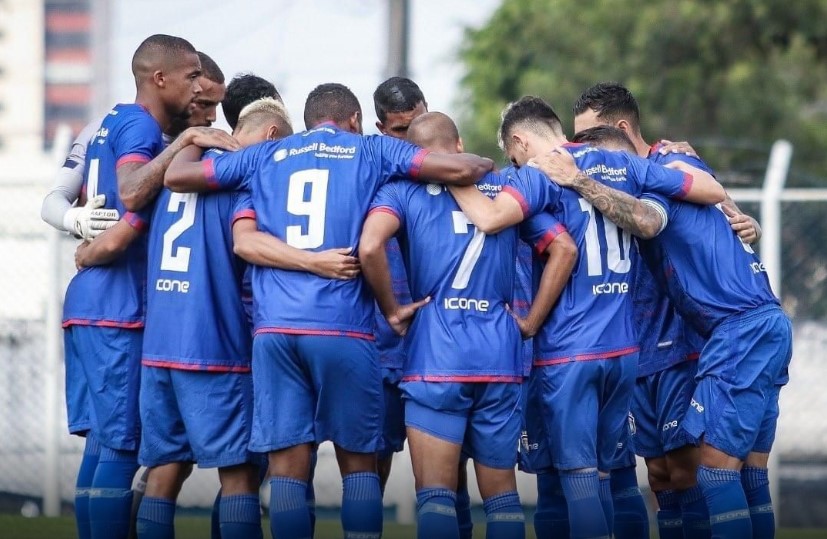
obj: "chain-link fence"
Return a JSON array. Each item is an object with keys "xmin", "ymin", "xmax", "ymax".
[{"xmin": 0, "ymin": 140, "xmax": 826, "ymax": 526}]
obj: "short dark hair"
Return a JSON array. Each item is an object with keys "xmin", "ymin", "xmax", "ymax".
[
  {"xmin": 573, "ymin": 82, "xmax": 640, "ymax": 130},
  {"xmin": 373, "ymin": 77, "xmax": 426, "ymax": 123},
  {"xmin": 131, "ymin": 34, "xmax": 196, "ymax": 78},
  {"xmin": 222, "ymin": 74, "xmax": 282, "ymax": 130},
  {"xmin": 304, "ymin": 83, "xmax": 361, "ymax": 130},
  {"xmin": 571, "ymin": 125, "xmax": 636, "ymax": 152},
  {"xmin": 498, "ymin": 96, "xmax": 564, "ymax": 150},
  {"xmin": 196, "ymin": 51, "xmax": 224, "ymax": 85}
]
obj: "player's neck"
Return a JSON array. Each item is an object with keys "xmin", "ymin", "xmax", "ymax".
[
  {"xmin": 628, "ymin": 131, "xmax": 650, "ymax": 158},
  {"xmin": 134, "ymin": 93, "xmax": 173, "ymax": 133}
]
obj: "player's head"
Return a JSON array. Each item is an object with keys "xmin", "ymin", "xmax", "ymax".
[
  {"xmin": 131, "ymin": 34, "xmax": 202, "ymax": 119},
  {"xmin": 407, "ymin": 112, "xmax": 463, "ymax": 154},
  {"xmin": 573, "ymin": 82, "xmax": 641, "ymax": 138},
  {"xmin": 223, "ymin": 74, "xmax": 283, "ymax": 131},
  {"xmin": 498, "ymin": 96, "xmax": 565, "ymax": 166},
  {"xmin": 187, "ymin": 51, "xmax": 226, "ymax": 127},
  {"xmin": 304, "ymin": 83, "xmax": 362, "ymax": 134},
  {"xmin": 233, "ymin": 98, "xmax": 294, "ymax": 148},
  {"xmin": 571, "ymin": 125, "xmax": 636, "ymax": 153},
  {"xmin": 373, "ymin": 76, "xmax": 428, "ymax": 139}
]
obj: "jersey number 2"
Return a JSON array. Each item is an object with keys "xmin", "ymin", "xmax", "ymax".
[{"xmin": 161, "ymin": 192, "xmax": 198, "ymax": 272}]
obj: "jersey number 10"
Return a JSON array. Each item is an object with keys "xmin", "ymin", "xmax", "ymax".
[{"xmin": 580, "ymin": 198, "xmax": 633, "ymax": 276}]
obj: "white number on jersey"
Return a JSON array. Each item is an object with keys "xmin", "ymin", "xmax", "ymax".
[
  {"xmin": 160, "ymin": 192, "xmax": 198, "ymax": 272},
  {"xmin": 715, "ymin": 203, "xmax": 755, "ymax": 253},
  {"xmin": 286, "ymin": 169, "xmax": 329, "ymax": 249},
  {"xmin": 579, "ymin": 198, "xmax": 633, "ymax": 276},
  {"xmin": 86, "ymin": 158, "xmax": 100, "ymax": 199},
  {"xmin": 450, "ymin": 211, "xmax": 486, "ymax": 289}
]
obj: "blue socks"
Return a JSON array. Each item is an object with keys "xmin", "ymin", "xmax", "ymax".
[
  {"xmin": 697, "ymin": 465, "xmax": 752, "ymax": 538},
  {"xmin": 559, "ymin": 470, "xmax": 608, "ymax": 539},
  {"xmin": 598, "ymin": 475, "xmax": 614, "ymax": 537},
  {"xmin": 75, "ymin": 435, "xmax": 100, "ymax": 539},
  {"xmin": 219, "ymin": 494, "xmax": 262, "ymax": 539},
  {"xmin": 610, "ymin": 466, "xmax": 649, "ymax": 539},
  {"xmin": 342, "ymin": 472, "xmax": 383, "ymax": 539},
  {"xmin": 655, "ymin": 490, "xmax": 684, "ymax": 539},
  {"xmin": 269, "ymin": 476, "xmax": 312, "ymax": 539},
  {"xmin": 679, "ymin": 484, "xmax": 711, "ymax": 539},
  {"xmin": 742, "ymin": 467, "xmax": 774, "ymax": 539},
  {"xmin": 534, "ymin": 472, "xmax": 569, "ymax": 538},
  {"xmin": 211, "ymin": 490, "xmax": 222, "ymax": 539},
  {"xmin": 89, "ymin": 447, "xmax": 139, "ymax": 539},
  {"xmin": 483, "ymin": 491, "xmax": 525, "ymax": 539},
  {"xmin": 136, "ymin": 497, "xmax": 175, "ymax": 539},
  {"xmin": 456, "ymin": 484, "xmax": 473, "ymax": 539},
  {"xmin": 416, "ymin": 487, "xmax": 459, "ymax": 539}
]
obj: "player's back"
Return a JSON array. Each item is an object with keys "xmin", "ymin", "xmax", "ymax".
[
  {"xmin": 143, "ymin": 150, "xmax": 252, "ymax": 371},
  {"xmin": 371, "ymin": 173, "xmax": 522, "ymax": 380},
  {"xmin": 63, "ymin": 104, "xmax": 163, "ymax": 327}
]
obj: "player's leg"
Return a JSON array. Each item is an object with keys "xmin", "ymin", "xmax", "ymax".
[
  {"xmin": 467, "ymin": 382, "xmax": 525, "ymax": 539},
  {"xmin": 217, "ymin": 464, "xmax": 262, "ymax": 539},
  {"xmin": 378, "ymin": 367, "xmax": 406, "ymax": 493},
  {"xmin": 668, "ymin": 446, "xmax": 708, "ymax": 539},
  {"xmin": 607, "ymin": 415, "xmax": 648, "ymax": 539},
  {"xmin": 248, "ymin": 333, "xmax": 315, "ymax": 539},
  {"xmin": 302, "ymin": 335, "xmax": 384, "ymax": 539},
  {"xmin": 137, "ymin": 463, "xmax": 190, "ymax": 539}
]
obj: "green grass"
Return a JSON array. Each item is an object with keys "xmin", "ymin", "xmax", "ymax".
[{"xmin": 1, "ymin": 516, "xmax": 826, "ymax": 539}]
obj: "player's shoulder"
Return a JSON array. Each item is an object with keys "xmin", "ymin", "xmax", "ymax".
[
  {"xmin": 647, "ymin": 140, "xmax": 714, "ymax": 174},
  {"xmin": 106, "ymin": 103, "xmax": 161, "ymax": 137}
]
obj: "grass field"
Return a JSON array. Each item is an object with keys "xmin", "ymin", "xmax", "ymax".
[{"xmin": 1, "ymin": 516, "xmax": 826, "ymax": 539}]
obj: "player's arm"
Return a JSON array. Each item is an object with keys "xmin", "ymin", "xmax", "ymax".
[
  {"xmin": 418, "ymin": 153, "xmax": 495, "ymax": 186},
  {"xmin": 660, "ymin": 159, "xmax": 725, "ymax": 204},
  {"xmin": 720, "ymin": 194, "xmax": 762, "ymax": 244},
  {"xmin": 447, "ymin": 185, "xmax": 525, "ymax": 234},
  {"xmin": 120, "ymin": 127, "xmax": 239, "ymax": 209},
  {"xmin": 74, "ymin": 216, "xmax": 145, "ymax": 269},
  {"xmin": 232, "ymin": 218, "xmax": 360, "ymax": 280},
  {"xmin": 359, "ymin": 209, "xmax": 429, "ymax": 336}
]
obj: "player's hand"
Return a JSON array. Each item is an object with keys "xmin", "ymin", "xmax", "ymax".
[
  {"xmin": 185, "ymin": 127, "xmax": 241, "ymax": 151},
  {"xmin": 309, "ymin": 248, "xmax": 361, "ymax": 280},
  {"xmin": 74, "ymin": 241, "xmax": 91, "ymax": 269},
  {"xmin": 721, "ymin": 204, "xmax": 761, "ymax": 244},
  {"xmin": 528, "ymin": 147, "xmax": 580, "ymax": 187},
  {"xmin": 388, "ymin": 297, "xmax": 431, "ymax": 336},
  {"xmin": 64, "ymin": 194, "xmax": 120, "ymax": 241},
  {"xmin": 658, "ymin": 139, "xmax": 698, "ymax": 158},
  {"xmin": 506, "ymin": 304, "xmax": 537, "ymax": 339}
]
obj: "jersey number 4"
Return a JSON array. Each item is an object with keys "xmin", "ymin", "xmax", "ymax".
[{"xmin": 580, "ymin": 198, "xmax": 632, "ymax": 276}]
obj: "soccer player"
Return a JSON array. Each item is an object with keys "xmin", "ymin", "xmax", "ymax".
[
  {"xmin": 373, "ymin": 76, "xmax": 428, "ymax": 138},
  {"xmin": 222, "ymin": 73, "xmax": 284, "ymax": 131},
  {"xmin": 573, "ymin": 81, "xmax": 762, "ymax": 539},
  {"xmin": 163, "ymin": 82, "xmax": 494, "ymax": 539},
  {"xmin": 63, "ymin": 35, "xmax": 237, "ymax": 539},
  {"xmin": 445, "ymin": 96, "xmax": 725, "ymax": 539},
  {"xmin": 533, "ymin": 136, "xmax": 791, "ymax": 539}
]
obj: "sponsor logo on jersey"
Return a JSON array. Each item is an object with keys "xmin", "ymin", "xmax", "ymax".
[
  {"xmin": 582, "ymin": 163, "xmax": 628, "ymax": 181},
  {"xmin": 571, "ymin": 146, "xmax": 599, "ymax": 159},
  {"xmin": 94, "ymin": 127, "xmax": 109, "ymax": 143},
  {"xmin": 476, "ymin": 182, "xmax": 502, "ymax": 199},
  {"xmin": 520, "ymin": 431, "xmax": 539, "ymax": 452},
  {"xmin": 155, "ymin": 278, "xmax": 190, "ymax": 293},
  {"xmin": 279, "ymin": 142, "xmax": 357, "ymax": 160},
  {"xmin": 426, "ymin": 183, "xmax": 443, "ymax": 196},
  {"xmin": 443, "ymin": 297, "xmax": 490, "ymax": 312},
  {"xmin": 690, "ymin": 398, "xmax": 704, "ymax": 413},
  {"xmin": 662, "ymin": 419, "xmax": 679, "ymax": 431},
  {"xmin": 750, "ymin": 261, "xmax": 767, "ymax": 274},
  {"xmin": 592, "ymin": 282, "xmax": 629, "ymax": 295},
  {"xmin": 627, "ymin": 412, "xmax": 637, "ymax": 435},
  {"xmin": 273, "ymin": 148, "xmax": 288, "ymax": 162}
]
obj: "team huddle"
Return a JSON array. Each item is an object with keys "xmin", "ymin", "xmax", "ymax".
[{"xmin": 41, "ymin": 33, "xmax": 793, "ymax": 539}]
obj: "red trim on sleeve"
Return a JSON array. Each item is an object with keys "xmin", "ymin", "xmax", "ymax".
[
  {"xmin": 677, "ymin": 172, "xmax": 693, "ymax": 199},
  {"xmin": 368, "ymin": 206, "xmax": 401, "ymax": 221},
  {"xmin": 502, "ymin": 186, "xmax": 530, "ymax": 217},
  {"xmin": 232, "ymin": 209, "xmax": 256, "ymax": 226},
  {"xmin": 648, "ymin": 141, "xmax": 665, "ymax": 157},
  {"xmin": 202, "ymin": 158, "xmax": 219, "ymax": 189},
  {"xmin": 124, "ymin": 211, "xmax": 147, "ymax": 232},
  {"xmin": 116, "ymin": 154, "xmax": 151, "ymax": 168},
  {"xmin": 408, "ymin": 149, "xmax": 430, "ymax": 180},
  {"xmin": 534, "ymin": 223, "xmax": 567, "ymax": 255}
]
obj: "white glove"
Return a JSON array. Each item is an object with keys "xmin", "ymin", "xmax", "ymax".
[{"xmin": 63, "ymin": 194, "xmax": 120, "ymax": 240}]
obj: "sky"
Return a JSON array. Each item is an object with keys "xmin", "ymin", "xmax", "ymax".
[{"xmin": 107, "ymin": 0, "xmax": 501, "ymax": 133}]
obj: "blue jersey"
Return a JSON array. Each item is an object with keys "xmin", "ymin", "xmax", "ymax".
[
  {"xmin": 205, "ymin": 123, "xmax": 428, "ymax": 338},
  {"xmin": 638, "ymin": 194, "xmax": 779, "ymax": 338},
  {"xmin": 370, "ymin": 173, "xmax": 533, "ymax": 381},
  {"xmin": 142, "ymin": 150, "xmax": 254, "ymax": 372},
  {"xmin": 502, "ymin": 144, "xmax": 692, "ymax": 364},
  {"xmin": 514, "ymin": 241, "xmax": 535, "ymax": 376},
  {"xmin": 63, "ymin": 103, "xmax": 164, "ymax": 328},
  {"xmin": 374, "ymin": 238, "xmax": 411, "ymax": 370}
]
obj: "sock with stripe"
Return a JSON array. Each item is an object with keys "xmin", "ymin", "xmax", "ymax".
[
  {"xmin": 89, "ymin": 446, "xmax": 139, "ymax": 539},
  {"xmin": 456, "ymin": 483, "xmax": 473, "ymax": 539},
  {"xmin": 654, "ymin": 489, "xmax": 684, "ymax": 539},
  {"xmin": 135, "ymin": 497, "xmax": 175, "ymax": 539},
  {"xmin": 697, "ymin": 465, "xmax": 752, "ymax": 538},
  {"xmin": 534, "ymin": 472, "xmax": 569, "ymax": 538},
  {"xmin": 75, "ymin": 435, "xmax": 100, "ymax": 539},
  {"xmin": 268, "ymin": 476, "xmax": 311, "ymax": 539},
  {"xmin": 416, "ymin": 487, "xmax": 459, "ymax": 539},
  {"xmin": 559, "ymin": 469, "xmax": 609, "ymax": 539},
  {"xmin": 610, "ymin": 466, "xmax": 649, "ymax": 539},
  {"xmin": 679, "ymin": 484, "xmax": 711, "ymax": 539},
  {"xmin": 598, "ymin": 475, "xmax": 614, "ymax": 537},
  {"xmin": 482, "ymin": 491, "xmax": 525, "ymax": 539},
  {"xmin": 741, "ymin": 466, "xmax": 775, "ymax": 539},
  {"xmin": 341, "ymin": 472, "xmax": 382, "ymax": 539},
  {"xmin": 219, "ymin": 494, "xmax": 262, "ymax": 539}
]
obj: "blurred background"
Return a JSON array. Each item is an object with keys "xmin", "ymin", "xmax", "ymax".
[{"xmin": 1, "ymin": 0, "xmax": 826, "ymax": 532}]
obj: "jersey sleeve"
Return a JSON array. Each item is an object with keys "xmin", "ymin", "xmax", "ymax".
[
  {"xmin": 519, "ymin": 211, "xmax": 568, "ymax": 255},
  {"xmin": 368, "ymin": 181, "xmax": 406, "ymax": 226},
  {"xmin": 203, "ymin": 146, "xmax": 261, "ymax": 191},
  {"xmin": 639, "ymin": 192, "xmax": 672, "ymax": 237},
  {"xmin": 628, "ymin": 154, "xmax": 694, "ymax": 200},
  {"xmin": 501, "ymin": 166, "xmax": 562, "ymax": 218},
  {"xmin": 113, "ymin": 113, "xmax": 163, "ymax": 168},
  {"xmin": 651, "ymin": 150, "xmax": 716, "ymax": 176},
  {"xmin": 365, "ymin": 135, "xmax": 430, "ymax": 183},
  {"xmin": 230, "ymin": 190, "xmax": 256, "ymax": 226}
]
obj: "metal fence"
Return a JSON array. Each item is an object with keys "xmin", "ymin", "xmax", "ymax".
[{"xmin": 1, "ymin": 137, "xmax": 826, "ymax": 525}]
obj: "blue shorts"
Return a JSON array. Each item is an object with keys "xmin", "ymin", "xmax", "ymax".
[
  {"xmin": 63, "ymin": 328, "xmax": 91, "ymax": 436},
  {"xmin": 682, "ymin": 304, "xmax": 792, "ymax": 460},
  {"xmin": 66, "ymin": 325, "xmax": 142, "ymax": 451},
  {"xmin": 607, "ymin": 412, "xmax": 638, "ymax": 470},
  {"xmin": 249, "ymin": 333, "xmax": 383, "ymax": 454},
  {"xmin": 139, "ymin": 367, "xmax": 255, "ymax": 468},
  {"xmin": 519, "ymin": 374, "xmax": 550, "ymax": 473},
  {"xmin": 631, "ymin": 359, "xmax": 698, "ymax": 458},
  {"xmin": 402, "ymin": 381, "xmax": 522, "ymax": 469},
  {"xmin": 379, "ymin": 367, "xmax": 406, "ymax": 459},
  {"xmin": 523, "ymin": 353, "xmax": 638, "ymax": 472}
]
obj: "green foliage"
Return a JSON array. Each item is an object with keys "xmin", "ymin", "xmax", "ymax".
[{"xmin": 458, "ymin": 0, "xmax": 827, "ymax": 183}]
